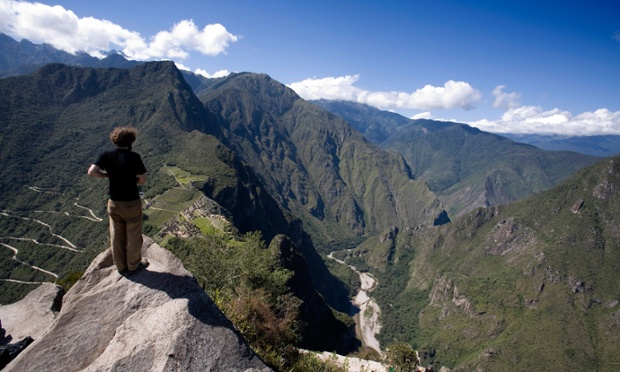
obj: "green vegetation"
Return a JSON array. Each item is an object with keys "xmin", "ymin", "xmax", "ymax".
[
  {"xmin": 324, "ymin": 257, "xmax": 360, "ymax": 299},
  {"xmin": 2, "ymin": 59, "xmax": 618, "ymax": 371},
  {"xmin": 368, "ymin": 156, "xmax": 620, "ymax": 370},
  {"xmin": 199, "ymin": 73, "xmax": 442, "ymax": 250},
  {"xmin": 385, "ymin": 342, "xmax": 420, "ymax": 372},
  {"xmin": 282, "ymin": 352, "xmax": 348, "ymax": 372},
  {"xmin": 164, "ymin": 230, "xmax": 354, "ymax": 371},
  {"xmin": 1, "ymin": 63, "xmax": 358, "ymax": 368},
  {"xmin": 163, "ymin": 165, "xmax": 208, "ymax": 185},
  {"xmin": 143, "ymin": 187, "xmax": 202, "ymax": 226},
  {"xmin": 56, "ymin": 270, "xmax": 83, "ymax": 291},
  {"xmin": 0, "ymin": 61, "xmax": 243, "ymax": 304},
  {"xmin": 0, "ymin": 192, "xmax": 109, "ymax": 304},
  {"xmin": 313, "ymin": 100, "xmax": 599, "ymax": 218}
]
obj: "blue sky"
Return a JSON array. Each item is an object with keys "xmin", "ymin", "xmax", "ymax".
[{"xmin": 1, "ymin": 0, "xmax": 619, "ymax": 135}]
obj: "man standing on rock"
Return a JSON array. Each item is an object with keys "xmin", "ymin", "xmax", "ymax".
[{"xmin": 88, "ymin": 127, "xmax": 149, "ymax": 276}]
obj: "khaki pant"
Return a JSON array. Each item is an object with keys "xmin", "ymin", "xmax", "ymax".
[{"xmin": 107, "ymin": 199, "xmax": 143, "ymax": 272}]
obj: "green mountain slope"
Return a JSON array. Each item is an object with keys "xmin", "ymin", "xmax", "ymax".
[
  {"xmin": 198, "ymin": 74, "xmax": 446, "ymax": 251},
  {"xmin": 0, "ymin": 62, "xmax": 358, "ymax": 355},
  {"xmin": 5, "ymin": 58, "xmax": 614, "ymax": 370},
  {"xmin": 360, "ymin": 155, "xmax": 620, "ymax": 370},
  {"xmin": 0, "ymin": 61, "xmax": 239, "ymax": 300},
  {"xmin": 313, "ymin": 100, "xmax": 600, "ymax": 218}
]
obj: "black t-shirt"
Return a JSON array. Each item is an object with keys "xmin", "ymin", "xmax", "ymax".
[{"xmin": 94, "ymin": 148, "xmax": 147, "ymax": 201}]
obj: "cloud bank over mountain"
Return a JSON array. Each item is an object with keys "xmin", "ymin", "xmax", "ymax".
[
  {"xmin": 288, "ymin": 75, "xmax": 620, "ymax": 136},
  {"xmin": 470, "ymin": 106, "xmax": 620, "ymax": 136},
  {"xmin": 0, "ymin": 0, "xmax": 238, "ymax": 60},
  {"xmin": 288, "ymin": 75, "xmax": 481, "ymax": 111},
  {"xmin": 1, "ymin": 0, "xmax": 618, "ymax": 136}
]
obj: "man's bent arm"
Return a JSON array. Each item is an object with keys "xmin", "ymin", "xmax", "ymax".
[
  {"xmin": 137, "ymin": 173, "xmax": 146, "ymax": 185},
  {"xmin": 87, "ymin": 164, "xmax": 108, "ymax": 179}
]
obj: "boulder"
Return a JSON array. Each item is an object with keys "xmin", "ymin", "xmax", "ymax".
[
  {"xmin": 2, "ymin": 236, "xmax": 270, "ymax": 372},
  {"xmin": 0, "ymin": 282, "xmax": 63, "ymax": 344}
]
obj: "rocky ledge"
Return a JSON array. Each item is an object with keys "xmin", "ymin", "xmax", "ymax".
[{"xmin": 0, "ymin": 236, "xmax": 269, "ymax": 372}]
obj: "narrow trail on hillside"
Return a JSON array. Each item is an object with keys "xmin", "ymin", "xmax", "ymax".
[
  {"xmin": 0, "ymin": 189, "xmax": 101, "ymax": 284},
  {"xmin": 1, "ymin": 211, "xmax": 79, "ymax": 249},
  {"xmin": 0, "ymin": 278, "xmax": 44, "ymax": 285},
  {"xmin": 1, "ymin": 242, "xmax": 59, "ymax": 280},
  {"xmin": 148, "ymin": 206, "xmax": 182, "ymax": 213},
  {"xmin": 74, "ymin": 202, "xmax": 104, "ymax": 222},
  {"xmin": 328, "ymin": 251, "xmax": 383, "ymax": 355},
  {"xmin": 28, "ymin": 186, "xmax": 62, "ymax": 194},
  {"xmin": 2, "ymin": 237, "xmax": 81, "ymax": 253},
  {"xmin": 164, "ymin": 163, "xmax": 187, "ymax": 189}
]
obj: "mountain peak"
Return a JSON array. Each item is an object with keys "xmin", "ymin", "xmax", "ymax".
[{"xmin": 0, "ymin": 236, "xmax": 269, "ymax": 371}]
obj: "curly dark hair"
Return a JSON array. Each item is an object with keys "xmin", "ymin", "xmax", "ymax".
[{"xmin": 109, "ymin": 127, "xmax": 137, "ymax": 149}]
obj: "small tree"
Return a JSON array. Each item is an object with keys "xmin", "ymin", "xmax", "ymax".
[{"xmin": 385, "ymin": 342, "xmax": 420, "ymax": 372}]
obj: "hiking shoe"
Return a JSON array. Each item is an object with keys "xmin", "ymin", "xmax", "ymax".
[{"xmin": 125, "ymin": 260, "xmax": 150, "ymax": 276}]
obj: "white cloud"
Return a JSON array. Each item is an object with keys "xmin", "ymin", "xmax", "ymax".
[
  {"xmin": 614, "ymin": 30, "xmax": 620, "ymax": 42},
  {"xmin": 288, "ymin": 75, "xmax": 481, "ymax": 111},
  {"xmin": 469, "ymin": 106, "xmax": 620, "ymax": 135},
  {"xmin": 411, "ymin": 111, "xmax": 433, "ymax": 120},
  {"xmin": 288, "ymin": 75, "xmax": 362, "ymax": 101},
  {"xmin": 0, "ymin": 0, "xmax": 237, "ymax": 60},
  {"xmin": 467, "ymin": 86, "xmax": 620, "ymax": 135},
  {"xmin": 174, "ymin": 62, "xmax": 191, "ymax": 71},
  {"xmin": 137, "ymin": 20, "xmax": 237, "ymax": 60},
  {"xmin": 195, "ymin": 68, "xmax": 230, "ymax": 78},
  {"xmin": 492, "ymin": 85, "xmax": 521, "ymax": 109},
  {"xmin": 176, "ymin": 62, "xmax": 230, "ymax": 79},
  {"xmin": 175, "ymin": 61, "xmax": 230, "ymax": 79}
]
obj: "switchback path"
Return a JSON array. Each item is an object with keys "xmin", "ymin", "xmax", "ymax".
[
  {"xmin": 0, "ymin": 211, "xmax": 78, "ymax": 249},
  {"xmin": 74, "ymin": 203, "xmax": 104, "ymax": 222},
  {"xmin": 2, "ymin": 237, "xmax": 81, "ymax": 253},
  {"xmin": 28, "ymin": 186, "xmax": 62, "ymax": 194},
  {"xmin": 0, "ymin": 186, "xmax": 102, "ymax": 285},
  {"xmin": 0, "ymin": 278, "xmax": 44, "ymax": 285},
  {"xmin": 1, "ymin": 242, "xmax": 59, "ymax": 279},
  {"xmin": 0, "ymin": 203, "xmax": 92, "ymax": 284}
]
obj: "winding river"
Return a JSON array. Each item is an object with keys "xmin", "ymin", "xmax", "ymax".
[{"xmin": 328, "ymin": 252, "xmax": 382, "ymax": 355}]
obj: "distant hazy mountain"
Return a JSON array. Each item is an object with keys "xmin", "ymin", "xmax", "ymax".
[
  {"xmin": 313, "ymin": 100, "xmax": 600, "ymax": 217},
  {"xmin": 501, "ymin": 133, "xmax": 620, "ymax": 157},
  {"xmin": 0, "ymin": 33, "xmax": 139, "ymax": 77}
]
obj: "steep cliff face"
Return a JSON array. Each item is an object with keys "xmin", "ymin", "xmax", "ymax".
[
  {"xmin": 0, "ymin": 237, "xmax": 270, "ymax": 372},
  {"xmin": 269, "ymin": 235, "xmax": 359, "ymax": 353},
  {"xmin": 313, "ymin": 100, "xmax": 600, "ymax": 218},
  {"xmin": 199, "ymin": 152, "xmax": 352, "ymax": 312},
  {"xmin": 199, "ymin": 73, "xmax": 444, "ymax": 249}
]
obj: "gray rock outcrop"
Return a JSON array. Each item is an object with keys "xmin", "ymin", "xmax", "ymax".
[
  {"xmin": 0, "ymin": 282, "xmax": 64, "ymax": 344},
  {"xmin": 1, "ymin": 236, "xmax": 270, "ymax": 372}
]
